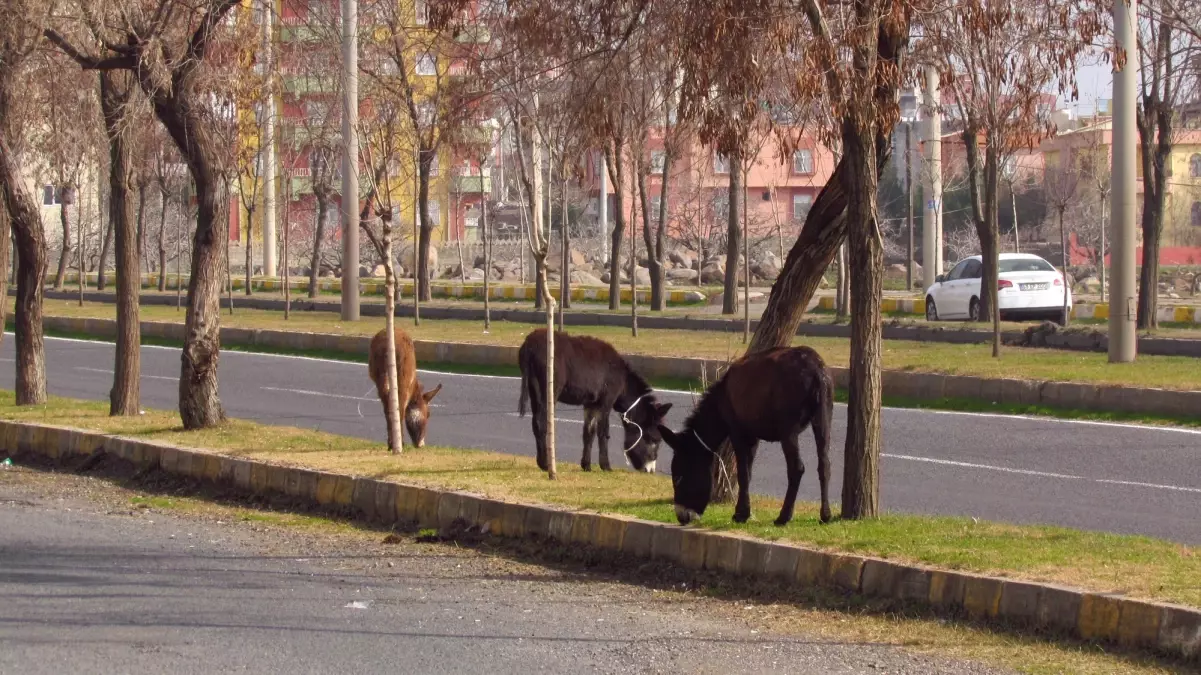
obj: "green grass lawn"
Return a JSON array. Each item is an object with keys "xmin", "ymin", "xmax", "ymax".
[
  {"xmin": 3, "ymin": 391, "xmax": 1198, "ymax": 611},
  {"xmin": 34, "ymin": 298, "xmax": 1201, "ymax": 391}
]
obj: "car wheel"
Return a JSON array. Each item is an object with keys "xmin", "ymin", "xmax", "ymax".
[
  {"xmin": 968, "ymin": 297, "xmax": 981, "ymax": 322},
  {"xmin": 925, "ymin": 297, "xmax": 940, "ymax": 322}
]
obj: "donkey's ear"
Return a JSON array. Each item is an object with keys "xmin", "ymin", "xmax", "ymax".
[
  {"xmin": 657, "ymin": 424, "xmax": 679, "ymax": 449},
  {"xmin": 654, "ymin": 402, "xmax": 673, "ymax": 418},
  {"xmin": 423, "ymin": 383, "xmax": 443, "ymax": 403}
]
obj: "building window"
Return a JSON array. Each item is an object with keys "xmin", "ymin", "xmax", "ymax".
[
  {"xmin": 649, "ymin": 195, "xmax": 662, "ymax": 222},
  {"xmin": 1191, "ymin": 153, "xmax": 1201, "ymax": 178},
  {"xmin": 43, "ymin": 185, "xmax": 61, "ymax": 206},
  {"xmin": 1193, "ymin": 201, "xmax": 1201, "ymax": 228},
  {"xmin": 416, "ymin": 52, "xmax": 436, "ymax": 76},
  {"xmin": 793, "ymin": 149, "xmax": 814, "ymax": 174},
  {"xmin": 416, "ymin": 101, "xmax": 435, "ymax": 127},
  {"xmin": 792, "ymin": 193, "xmax": 812, "ymax": 222},
  {"xmin": 712, "ymin": 193, "xmax": 729, "ymax": 222},
  {"xmin": 649, "ymin": 150, "xmax": 665, "ymax": 174},
  {"xmin": 714, "ymin": 152, "xmax": 730, "ymax": 175},
  {"xmin": 426, "ymin": 199, "xmax": 440, "ymax": 226},
  {"xmin": 415, "ymin": 0, "xmax": 428, "ymax": 25}
]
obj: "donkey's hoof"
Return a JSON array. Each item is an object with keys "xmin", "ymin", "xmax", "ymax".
[
  {"xmin": 819, "ymin": 510, "xmax": 832, "ymax": 524},
  {"xmin": 773, "ymin": 514, "xmax": 793, "ymax": 527},
  {"xmin": 599, "ymin": 463, "xmax": 612, "ymax": 472},
  {"xmin": 580, "ymin": 463, "xmax": 592, "ymax": 472},
  {"xmin": 732, "ymin": 511, "xmax": 751, "ymax": 524}
]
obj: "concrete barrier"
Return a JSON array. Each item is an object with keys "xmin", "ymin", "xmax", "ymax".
[
  {"xmin": 3, "ymin": 418, "xmax": 1197, "ymax": 663},
  {"xmin": 42, "ymin": 315, "xmax": 1201, "ymax": 420}
]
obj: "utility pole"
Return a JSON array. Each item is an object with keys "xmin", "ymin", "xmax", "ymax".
[
  {"xmin": 1109, "ymin": 0, "xmax": 1137, "ymax": 362},
  {"xmin": 599, "ymin": 151, "xmax": 609, "ymax": 265},
  {"xmin": 261, "ymin": 0, "xmax": 277, "ymax": 278},
  {"xmin": 340, "ymin": 0, "xmax": 360, "ymax": 321},
  {"xmin": 921, "ymin": 65, "xmax": 943, "ymax": 290},
  {"xmin": 905, "ymin": 120, "xmax": 914, "ymax": 291}
]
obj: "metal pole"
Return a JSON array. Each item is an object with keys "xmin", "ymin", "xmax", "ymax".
[
  {"xmin": 905, "ymin": 121, "xmax": 914, "ymax": 291},
  {"xmin": 599, "ymin": 151, "xmax": 609, "ymax": 265},
  {"xmin": 261, "ymin": 0, "xmax": 277, "ymax": 278},
  {"xmin": 922, "ymin": 65, "xmax": 943, "ymax": 289},
  {"xmin": 340, "ymin": 0, "xmax": 360, "ymax": 321},
  {"xmin": 1109, "ymin": 0, "xmax": 1137, "ymax": 363}
]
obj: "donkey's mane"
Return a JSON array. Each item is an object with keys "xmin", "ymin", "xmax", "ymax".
[{"xmin": 683, "ymin": 375, "xmax": 728, "ymax": 430}]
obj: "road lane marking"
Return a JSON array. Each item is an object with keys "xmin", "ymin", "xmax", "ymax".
[
  {"xmin": 21, "ymin": 333, "xmax": 1201, "ymax": 437},
  {"xmin": 507, "ymin": 412, "xmax": 584, "ymax": 425},
  {"xmin": 883, "ymin": 453, "xmax": 1085, "ymax": 480},
  {"xmin": 262, "ymin": 386, "xmax": 376, "ymax": 402},
  {"xmin": 74, "ymin": 366, "xmax": 175, "ymax": 382},
  {"xmin": 886, "ymin": 453, "xmax": 1201, "ymax": 494},
  {"xmin": 1095, "ymin": 479, "xmax": 1201, "ymax": 494}
]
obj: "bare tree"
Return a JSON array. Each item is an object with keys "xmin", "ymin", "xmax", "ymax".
[
  {"xmin": 0, "ymin": 1, "xmax": 53, "ymax": 405},
  {"xmin": 1044, "ymin": 162, "xmax": 1081, "ymax": 326},
  {"xmin": 49, "ymin": 0, "xmax": 248, "ymax": 429}
]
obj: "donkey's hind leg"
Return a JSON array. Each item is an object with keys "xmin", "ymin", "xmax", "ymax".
[
  {"xmin": 731, "ymin": 437, "xmax": 759, "ymax": 523},
  {"xmin": 580, "ymin": 408, "xmax": 599, "ymax": 472},
  {"xmin": 527, "ymin": 373, "xmax": 549, "ymax": 472},
  {"xmin": 777, "ymin": 435, "xmax": 806, "ymax": 526}
]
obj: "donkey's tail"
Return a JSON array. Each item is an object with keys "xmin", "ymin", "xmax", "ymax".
[{"xmin": 517, "ymin": 345, "xmax": 530, "ymax": 417}]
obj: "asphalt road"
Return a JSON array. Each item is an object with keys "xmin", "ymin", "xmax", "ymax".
[
  {"xmin": 0, "ymin": 466, "xmax": 1006, "ymax": 674},
  {"xmin": 2, "ymin": 334, "xmax": 1200, "ymax": 544}
]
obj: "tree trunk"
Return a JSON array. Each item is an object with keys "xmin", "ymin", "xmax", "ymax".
[
  {"xmin": 54, "ymin": 187, "xmax": 72, "ymax": 290},
  {"xmin": 417, "ymin": 153, "xmax": 433, "ymax": 302},
  {"xmin": 0, "ymin": 195, "xmax": 10, "ymax": 350},
  {"xmin": 482, "ymin": 186, "xmax": 491, "ymax": 331},
  {"xmin": 836, "ymin": 243, "xmax": 848, "ymax": 321},
  {"xmin": 382, "ymin": 215, "xmax": 402, "ymax": 454},
  {"xmin": 158, "ymin": 190, "xmax": 169, "ymax": 291},
  {"xmin": 722, "ymin": 147, "xmax": 742, "ymax": 315},
  {"xmin": 983, "ymin": 141, "xmax": 1001, "ymax": 357},
  {"xmin": 137, "ymin": 182, "xmax": 147, "ymax": 275},
  {"xmin": 151, "ymin": 106, "xmax": 231, "ymax": 429},
  {"xmin": 606, "ymin": 141, "xmax": 626, "ymax": 310},
  {"xmin": 0, "ymin": 70, "xmax": 48, "ymax": 405},
  {"xmin": 963, "ymin": 125, "xmax": 995, "ymax": 328},
  {"xmin": 638, "ymin": 169, "xmax": 661, "ymax": 312},
  {"xmin": 840, "ymin": 118, "xmax": 883, "ymax": 521},
  {"xmin": 101, "ymin": 72, "xmax": 141, "ymax": 416},
  {"xmin": 1136, "ymin": 127, "xmax": 1168, "ymax": 330},
  {"xmin": 310, "ymin": 191, "xmax": 328, "ymax": 298},
  {"xmin": 630, "ymin": 177, "xmax": 638, "ymax": 337},
  {"xmin": 560, "ymin": 172, "xmax": 571, "ymax": 313},
  {"xmin": 747, "ymin": 160, "xmax": 853, "ymax": 352},
  {"xmin": 97, "ymin": 215, "xmax": 114, "ymax": 291},
  {"xmin": 541, "ymin": 261, "xmax": 557, "ymax": 479},
  {"xmin": 654, "ymin": 148, "xmax": 671, "ymax": 312},
  {"xmin": 244, "ymin": 206, "xmax": 254, "ymax": 295},
  {"xmin": 1060, "ymin": 206, "xmax": 1071, "ymax": 326}
]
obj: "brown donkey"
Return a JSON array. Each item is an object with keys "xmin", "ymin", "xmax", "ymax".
[
  {"xmin": 658, "ymin": 346, "xmax": 832, "ymax": 526},
  {"xmin": 368, "ymin": 328, "xmax": 442, "ymax": 448}
]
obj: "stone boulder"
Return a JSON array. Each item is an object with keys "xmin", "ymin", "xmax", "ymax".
[
  {"xmin": 371, "ymin": 264, "xmax": 388, "ymax": 279},
  {"xmin": 700, "ymin": 261, "xmax": 725, "ymax": 284},
  {"xmin": 570, "ymin": 270, "xmax": 604, "ymax": 286},
  {"xmin": 469, "ymin": 267, "xmax": 486, "ymax": 280},
  {"xmin": 667, "ymin": 268, "xmax": 699, "ymax": 282}
]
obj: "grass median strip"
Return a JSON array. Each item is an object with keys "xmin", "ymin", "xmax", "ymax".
[
  {"xmin": 30, "ymin": 298, "xmax": 1201, "ymax": 391},
  {"xmin": 2, "ymin": 391, "xmax": 1197, "ymax": 612}
]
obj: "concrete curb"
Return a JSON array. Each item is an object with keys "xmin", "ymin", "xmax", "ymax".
[
  {"xmin": 42, "ymin": 315, "xmax": 1201, "ymax": 420},
  {"xmin": 2, "ymin": 418, "xmax": 1196, "ymax": 663},
  {"xmin": 37, "ymin": 289, "xmax": 1201, "ymax": 358},
  {"xmin": 45, "ymin": 272, "xmax": 707, "ymax": 305}
]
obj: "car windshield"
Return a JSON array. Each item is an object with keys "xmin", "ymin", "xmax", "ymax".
[{"xmin": 998, "ymin": 258, "xmax": 1055, "ymax": 273}]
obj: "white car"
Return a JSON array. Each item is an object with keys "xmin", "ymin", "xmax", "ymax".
[{"xmin": 924, "ymin": 253, "xmax": 1071, "ymax": 325}]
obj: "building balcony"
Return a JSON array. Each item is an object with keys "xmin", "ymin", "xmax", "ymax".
[
  {"xmin": 453, "ymin": 25, "xmax": 491, "ymax": 44},
  {"xmin": 282, "ymin": 75, "xmax": 337, "ymax": 95}
]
